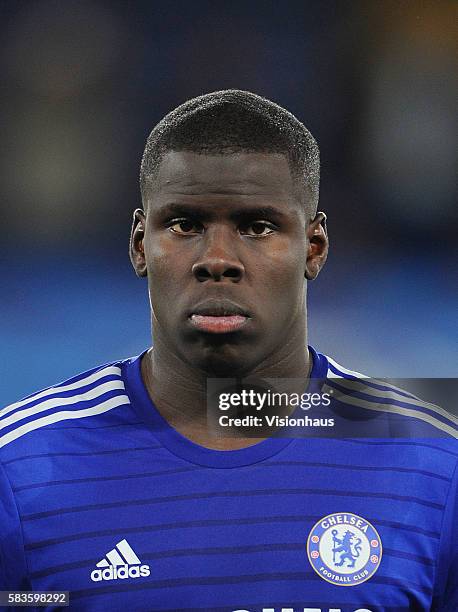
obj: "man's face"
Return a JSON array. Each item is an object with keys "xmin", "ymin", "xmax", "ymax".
[{"xmin": 132, "ymin": 151, "xmax": 320, "ymax": 375}]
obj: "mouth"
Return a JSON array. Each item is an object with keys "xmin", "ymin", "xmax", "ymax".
[{"xmin": 188, "ymin": 299, "xmax": 250, "ymax": 334}]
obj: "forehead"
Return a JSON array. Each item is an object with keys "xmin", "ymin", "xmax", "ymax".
[{"xmin": 154, "ymin": 151, "xmax": 297, "ymax": 197}]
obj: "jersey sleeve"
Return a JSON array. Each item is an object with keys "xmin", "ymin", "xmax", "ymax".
[
  {"xmin": 0, "ymin": 459, "xmax": 29, "ymax": 590},
  {"xmin": 433, "ymin": 458, "xmax": 458, "ymax": 611}
]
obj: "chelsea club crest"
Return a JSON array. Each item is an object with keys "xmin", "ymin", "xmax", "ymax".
[{"xmin": 307, "ymin": 512, "xmax": 382, "ymax": 586}]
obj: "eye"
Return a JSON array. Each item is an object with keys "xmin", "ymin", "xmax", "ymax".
[
  {"xmin": 168, "ymin": 218, "xmax": 203, "ymax": 234},
  {"xmin": 240, "ymin": 221, "xmax": 276, "ymax": 237}
]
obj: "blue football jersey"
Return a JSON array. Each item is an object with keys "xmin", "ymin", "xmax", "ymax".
[{"xmin": 0, "ymin": 347, "xmax": 456, "ymax": 612}]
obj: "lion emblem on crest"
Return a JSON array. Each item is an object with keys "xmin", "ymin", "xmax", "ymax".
[{"xmin": 331, "ymin": 529, "xmax": 362, "ymax": 567}]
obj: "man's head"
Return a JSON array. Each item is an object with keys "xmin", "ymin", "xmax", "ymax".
[
  {"xmin": 140, "ymin": 89, "xmax": 320, "ymax": 218},
  {"xmin": 131, "ymin": 90, "xmax": 328, "ymax": 376}
]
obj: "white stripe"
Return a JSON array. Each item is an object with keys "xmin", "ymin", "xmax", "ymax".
[
  {"xmin": 326, "ymin": 355, "xmax": 428, "ymax": 402},
  {"xmin": 0, "ymin": 395, "xmax": 130, "ymax": 448},
  {"xmin": 96, "ymin": 558, "xmax": 109, "ymax": 568},
  {"xmin": 323, "ymin": 384, "xmax": 458, "ymax": 438},
  {"xmin": 332, "ymin": 377, "xmax": 458, "ymax": 425},
  {"xmin": 106, "ymin": 549, "xmax": 126, "ymax": 567},
  {"xmin": 326, "ymin": 357, "xmax": 369, "ymax": 379},
  {"xmin": 1, "ymin": 366, "xmax": 122, "ymax": 417},
  {"xmin": 116, "ymin": 539, "xmax": 141, "ymax": 564},
  {"xmin": 0, "ymin": 381, "xmax": 126, "ymax": 431}
]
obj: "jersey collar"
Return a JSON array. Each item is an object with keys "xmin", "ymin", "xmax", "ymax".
[{"xmin": 123, "ymin": 345, "xmax": 328, "ymax": 468}]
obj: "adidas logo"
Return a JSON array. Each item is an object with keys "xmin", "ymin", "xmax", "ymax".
[{"xmin": 90, "ymin": 539, "xmax": 151, "ymax": 582}]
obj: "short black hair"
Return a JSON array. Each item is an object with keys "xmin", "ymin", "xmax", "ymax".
[{"xmin": 140, "ymin": 89, "xmax": 320, "ymax": 216}]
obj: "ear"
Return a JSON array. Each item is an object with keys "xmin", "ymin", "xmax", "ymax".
[
  {"xmin": 305, "ymin": 211, "xmax": 329, "ymax": 280},
  {"xmin": 129, "ymin": 208, "xmax": 147, "ymax": 277}
]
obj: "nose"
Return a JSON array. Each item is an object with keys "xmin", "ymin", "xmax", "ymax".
[{"xmin": 192, "ymin": 227, "xmax": 244, "ymax": 283}]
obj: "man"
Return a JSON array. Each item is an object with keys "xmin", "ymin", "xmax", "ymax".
[{"xmin": 0, "ymin": 90, "xmax": 456, "ymax": 612}]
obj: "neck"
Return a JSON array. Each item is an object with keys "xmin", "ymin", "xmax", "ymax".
[{"xmin": 141, "ymin": 319, "xmax": 311, "ymax": 450}]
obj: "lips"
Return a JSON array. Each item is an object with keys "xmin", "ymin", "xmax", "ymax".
[{"xmin": 189, "ymin": 299, "xmax": 250, "ymax": 334}]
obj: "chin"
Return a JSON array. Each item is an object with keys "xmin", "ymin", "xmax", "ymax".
[{"xmin": 193, "ymin": 344, "xmax": 255, "ymax": 377}]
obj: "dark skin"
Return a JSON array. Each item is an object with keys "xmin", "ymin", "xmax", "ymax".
[{"xmin": 130, "ymin": 151, "xmax": 328, "ymax": 450}]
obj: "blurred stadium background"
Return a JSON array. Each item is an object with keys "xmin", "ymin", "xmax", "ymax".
[{"xmin": 1, "ymin": 0, "xmax": 456, "ymax": 404}]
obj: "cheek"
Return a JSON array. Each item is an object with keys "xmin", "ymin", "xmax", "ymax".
[
  {"xmin": 144, "ymin": 234, "xmax": 176, "ymax": 280},
  {"xmin": 251, "ymin": 238, "xmax": 305, "ymax": 289},
  {"xmin": 144, "ymin": 236, "xmax": 191, "ymax": 321}
]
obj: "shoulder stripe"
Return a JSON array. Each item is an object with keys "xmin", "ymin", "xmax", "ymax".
[
  {"xmin": 322, "ymin": 383, "xmax": 458, "ymax": 438},
  {"xmin": 326, "ymin": 356, "xmax": 457, "ymax": 427},
  {"xmin": 326, "ymin": 357, "xmax": 368, "ymax": 379},
  {"xmin": 0, "ymin": 395, "xmax": 130, "ymax": 448},
  {"xmin": 1, "ymin": 365, "xmax": 122, "ymax": 418},
  {"xmin": 0, "ymin": 380, "xmax": 126, "ymax": 432},
  {"xmin": 326, "ymin": 357, "xmax": 421, "ymax": 402},
  {"xmin": 330, "ymin": 376, "xmax": 458, "ymax": 426}
]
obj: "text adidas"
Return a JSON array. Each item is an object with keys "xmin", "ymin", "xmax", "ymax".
[{"xmin": 91, "ymin": 564, "xmax": 151, "ymax": 582}]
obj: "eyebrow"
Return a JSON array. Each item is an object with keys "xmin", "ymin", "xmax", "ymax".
[{"xmin": 154, "ymin": 202, "xmax": 288, "ymax": 221}]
